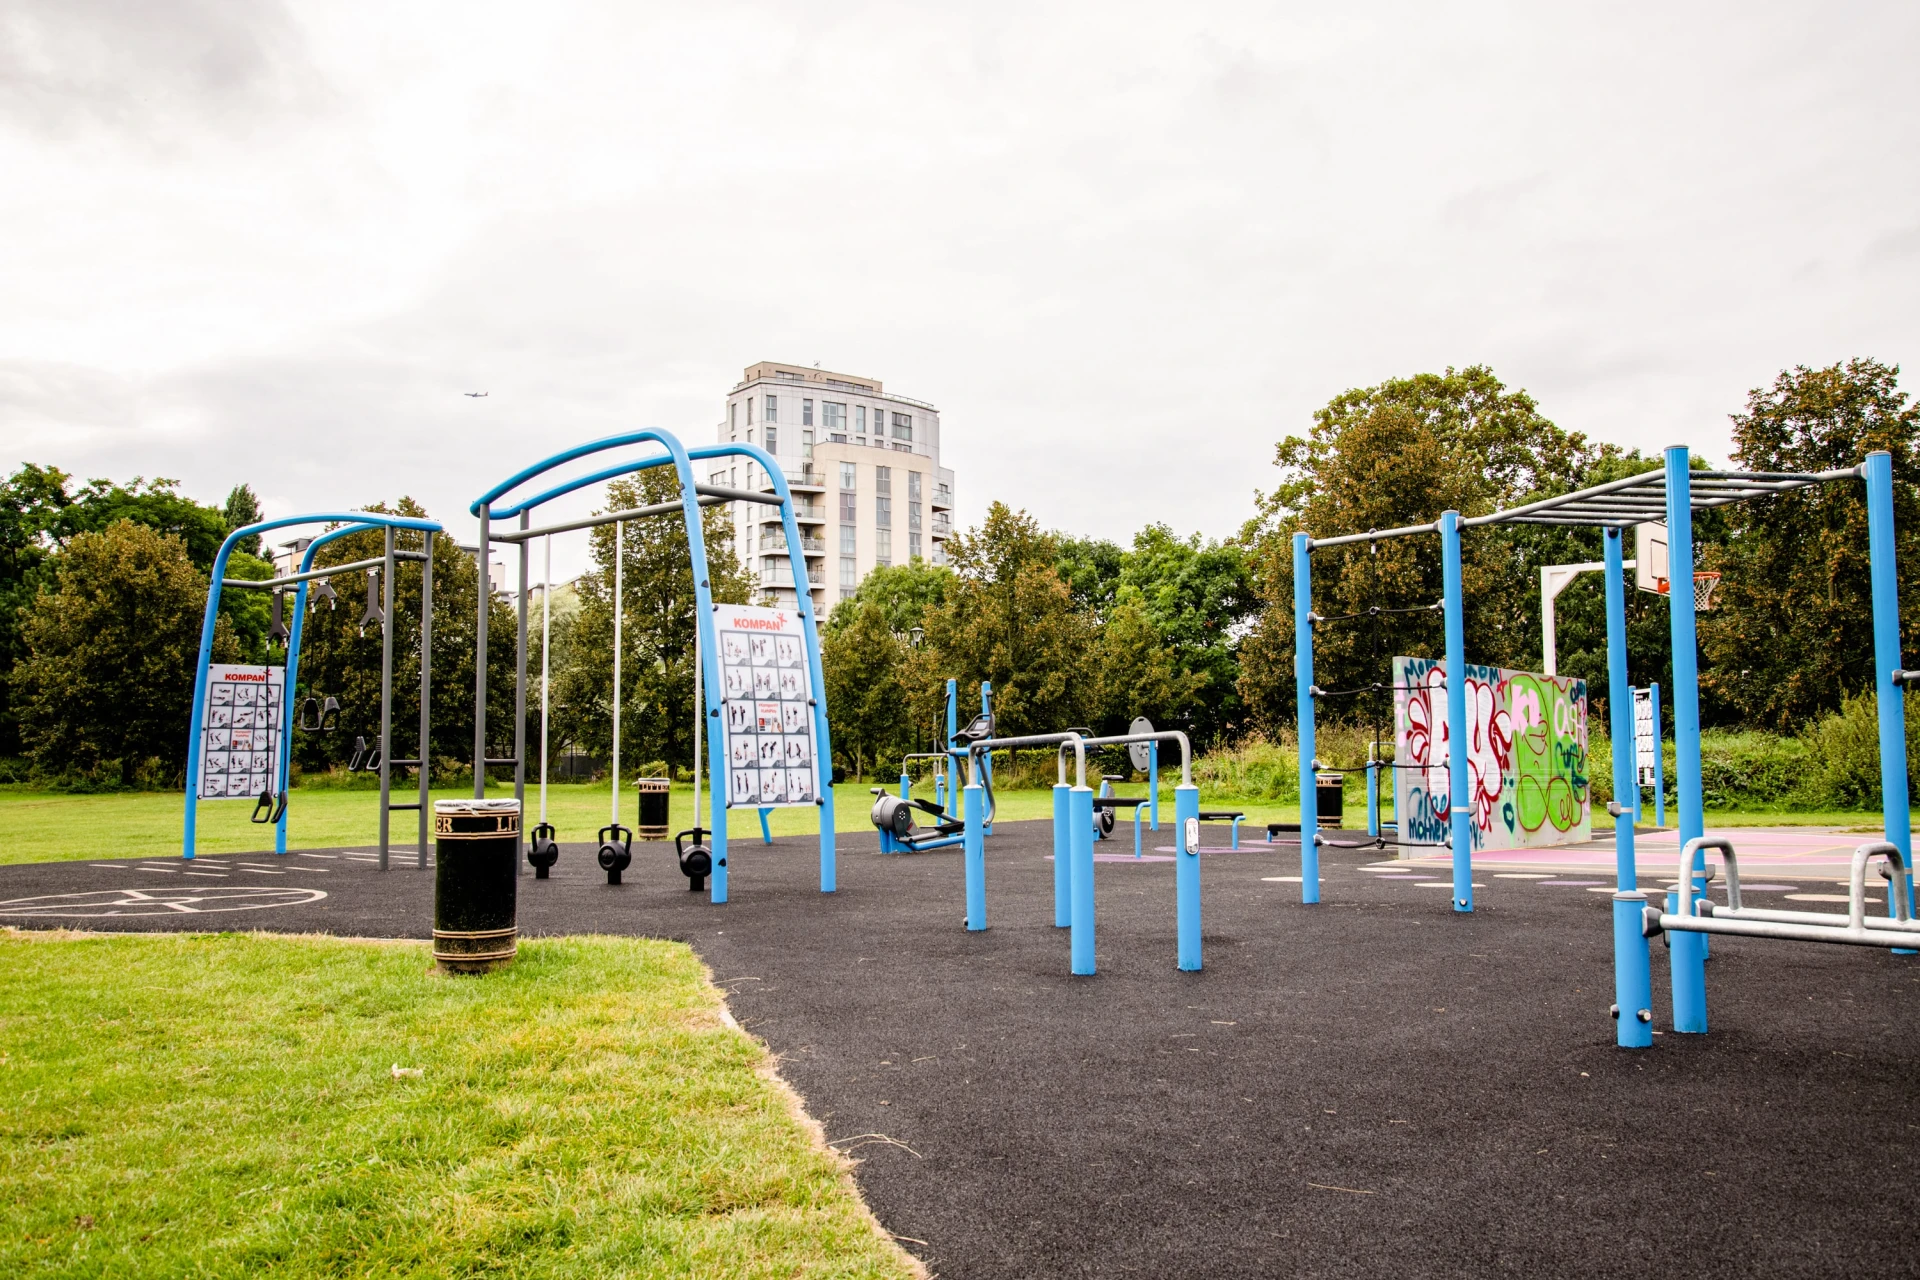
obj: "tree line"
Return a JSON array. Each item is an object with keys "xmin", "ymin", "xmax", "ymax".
[{"xmin": 1, "ymin": 355, "xmax": 1910, "ymax": 790}]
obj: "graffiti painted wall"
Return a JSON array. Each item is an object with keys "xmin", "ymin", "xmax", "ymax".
[{"xmin": 1392, "ymin": 656, "xmax": 1591, "ymax": 852}]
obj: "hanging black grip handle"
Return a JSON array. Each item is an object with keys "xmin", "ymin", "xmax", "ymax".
[{"xmin": 674, "ymin": 827, "xmax": 713, "ymax": 892}]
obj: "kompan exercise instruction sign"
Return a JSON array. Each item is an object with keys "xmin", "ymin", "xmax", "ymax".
[
  {"xmin": 1633, "ymin": 687, "xmax": 1657, "ymax": 787},
  {"xmin": 716, "ymin": 605, "xmax": 819, "ymax": 808},
  {"xmin": 197, "ymin": 664, "xmax": 285, "ymax": 799}
]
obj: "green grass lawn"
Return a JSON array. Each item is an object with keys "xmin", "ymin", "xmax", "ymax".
[
  {"xmin": 0, "ymin": 931, "xmax": 919, "ymax": 1279},
  {"xmin": 0, "ymin": 782, "xmax": 1905, "ymax": 866},
  {"xmin": 0, "ymin": 782, "xmax": 1305, "ymax": 866}
]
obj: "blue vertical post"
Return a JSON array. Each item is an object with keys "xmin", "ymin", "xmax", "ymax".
[
  {"xmin": 899, "ymin": 770, "xmax": 911, "ymax": 800},
  {"xmin": 1293, "ymin": 533, "xmax": 1320, "ymax": 904},
  {"xmin": 1366, "ymin": 763, "xmax": 1379, "ymax": 838},
  {"xmin": 1864, "ymin": 451, "xmax": 1916, "ymax": 922},
  {"xmin": 1651, "ymin": 683, "xmax": 1665, "ymax": 829},
  {"xmin": 1069, "ymin": 783, "xmax": 1096, "ymax": 974},
  {"xmin": 1441, "ymin": 511, "xmax": 1473, "ymax": 912},
  {"xmin": 963, "ymin": 780, "xmax": 986, "ymax": 931},
  {"xmin": 1605, "ymin": 526, "xmax": 1652, "ymax": 1047},
  {"xmin": 979, "ymin": 683, "xmax": 994, "ymax": 831},
  {"xmin": 1052, "ymin": 781, "xmax": 1071, "ymax": 926},
  {"xmin": 1606, "ymin": 531, "xmax": 1638, "ymax": 894},
  {"xmin": 1148, "ymin": 749, "xmax": 1160, "ymax": 830},
  {"xmin": 1175, "ymin": 784, "xmax": 1201, "ymax": 970},
  {"xmin": 1665, "ymin": 446, "xmax": 1708, "ymax": 1033}
]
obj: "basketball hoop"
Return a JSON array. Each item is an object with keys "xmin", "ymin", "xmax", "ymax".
[{"xmin": 1694, "ymin": 571, "xmax": 1722, "ymax": 612}]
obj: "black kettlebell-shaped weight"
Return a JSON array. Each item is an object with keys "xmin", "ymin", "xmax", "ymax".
[
  {"xmin": 597, "ymin": 823, "xmax": 633, "ymax": 884},
  {"xmin": 527, "ymin": 822, "xmax": 559, "ymax": 879},
  {"xmin": 675, "ymin": 827, "xmax": 713, "ymax": 892}
]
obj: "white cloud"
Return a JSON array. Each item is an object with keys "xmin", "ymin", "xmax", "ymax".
[{"xmin": 2, "ymin": 0, "xmax": 1916, "ymax": 581}]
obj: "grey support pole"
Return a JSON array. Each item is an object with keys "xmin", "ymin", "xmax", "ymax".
[
  {"xmin": 515, "ymin": 510, "xmax": 529, "ymax": 868},
  {"xmin": 475, "ymin": 504, "xmax": 490, "ymax": 799},
  {"xmin": 418, "ymin": 532, "xmax": 433, "ymax": 868},
  {"xmin": 378, "ymin": 526, "xmax": 396, "ymax": 871}
]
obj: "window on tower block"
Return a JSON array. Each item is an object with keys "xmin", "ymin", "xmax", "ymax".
[
  {"xmin": 765, "ymin": 395, "xmax": 778, "ymax": 422},
  {"xmin": 840, "ymin": 556, "xmax": 857, "ymax": 587},
  {"xmin": 892, "ymin": 413, "xmax": 912, "ymax": 440},
  {"xmin": 823, "ymin": 402, "xmax": 846, "ymax": 430},
  {"xmin": 839, "ymin": 462, "xmax": 856, "ymax": 490},
  {"xmin": 839, "ymin": 491, "xmax": 856, "ymax": 521},
  {"xmin": 764, "ymin": 427, "xmax": 777, "ymax": 455},
  {"xmin": 875, "ymin": 466, "xmax": 891, "ymax": 496},
  {"xmin": 910, "ymin": 532, "xmax": 922, "ymax": 560},
  {"xmin": 802, "ymin": 399, "xmax": 814, "ymax": 425},
  {"xmin": 875, "ymin": 495, "xmax": 891, "ymax": 528},
  {"xmin": 840, "ymin": 524, "xmax": 856, "ymax": 555},
  {"xmin": 855, "ymin": 405, "xmax": 866, "ymax": 434},
  {"xmin": 908, "ymin": 471, "xmax": 922, "ymax": 499},
  {"xmin": 875, "ymin": 529, "xmax": 891, "ymax": 565}
]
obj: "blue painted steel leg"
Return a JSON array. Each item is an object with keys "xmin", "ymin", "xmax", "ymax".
[
  {"xmin": 820, "ymin": 782, "xmax": 836, "ymax": 892},
  {"xmin": 758, "ymin": 808, "xmax": 772, "ymax": 844},
  {"xmin": 1612, "ymin": 893, "xmax": 1654, "ymax": 1048},
  {"xmin": 1366, "ymin": 763, "xmax": 1379, "ymax": 839},
  {"xmin": 1864, "ymin": 451, "xmax": 1917, "ymax": 938},
  {"xmin": 964, "ymin": 782, "xmax": 986, "ymax": 931},
  {"xmin": 1665, "ymin": 446, "xmax": 1707, "ymax": 1032},
  {"xmin": 1294, "ymin": 532, "xmax": 1320, "ymax": 904},
  {"xmin": 1149, "ymin": 752, "xmax": 1160, "ymax": 830},
  {"xmin": 1070, "ymin": 785, "xmax": 1096, "ymax": 974},
  {"xmin": 1441, "ymin": 511, "xmax": 1473, "ymax": 912},
  {"xmin": 1652, "ymin": 683, "xmax": 1665, "ymax": 829},
  {"xmin": 1053, "ymin": 782, "xmax": 1071, "ymax": 926},
  {"xmin": 1176, "ymin": 785, "xmax": 1201, "ymax": 971},
  {"xmin": 1134, "ymin": 804, "xmax": 1143, "ymax": 858},
  {"xmin": 1605, "ymin": 527, "xmax": 1652, "ymax": 1046}
]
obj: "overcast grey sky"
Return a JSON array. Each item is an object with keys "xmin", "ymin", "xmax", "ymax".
[{"xmin": 4, "ymin": 1, "xmax": 1916, "ymax": 579}]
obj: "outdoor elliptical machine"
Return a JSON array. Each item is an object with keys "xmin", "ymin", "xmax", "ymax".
[{"xmin": 871, "ymin": 680, "xmax": 994, "ymax": 853}]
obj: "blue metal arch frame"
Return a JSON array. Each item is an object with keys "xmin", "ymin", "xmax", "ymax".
[
  {"xmin": 182, "ymin": 512, "xmax": 442, "ymax": 859},
  {"xmin": 470, "ymin": 429, "xmax": 836, "ymax": 903}
]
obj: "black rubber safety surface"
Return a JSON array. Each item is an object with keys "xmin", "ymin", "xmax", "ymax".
[{"xmin": 6, "ymin": 824, "xmax": 1919, "ymax": 1278}]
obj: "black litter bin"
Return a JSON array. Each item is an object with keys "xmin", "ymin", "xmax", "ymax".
[
  {"xmin": 433, "ymin": 799, "xmax": 520, "ymax": 974},
  {"xmin": 637, "ymin": 777, "xmax": 671, "ymax": 840},
  {"xmin": 1315, "ymin": 771, "xmax": 1344, "ymax": 829}
]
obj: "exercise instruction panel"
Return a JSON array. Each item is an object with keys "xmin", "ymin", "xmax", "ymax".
[
  {"xmin": 716, "ymin": 604, "xmax": 820, "ymax": 808},
  {"xmin": 197, "ymin": 664, "xmax": 285, "ymax": 799}
]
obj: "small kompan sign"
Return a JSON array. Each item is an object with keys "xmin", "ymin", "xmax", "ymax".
[
  {"xmin": 717, "ymin": 605, "xmax": 821, "ymax": 808},
  {"xmin": 197, "ymin": 664, "xmax": 285, "ymax": 800}
]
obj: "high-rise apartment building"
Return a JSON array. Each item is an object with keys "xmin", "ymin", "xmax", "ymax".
[{"xmin": 712, "ymin": 361, "xmax": 955, "ymax": 610}]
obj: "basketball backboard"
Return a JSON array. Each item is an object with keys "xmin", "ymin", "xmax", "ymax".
[{"xmin": 1634, "ymin": 522, "xmax": 1669, "ymax": 594}]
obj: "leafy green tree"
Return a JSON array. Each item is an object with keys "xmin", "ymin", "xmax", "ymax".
[
  {"xmin": 1054, "ymin": 535, "xmax": 1125, "ymax": 613},
  {"xmin": 550, "ymin": 471, "xmax": 751, "ymax": 778},
  {"xmin": 1238, "ymin": 368, "xmax": 1612, "ymax": 736},
  {"xmin": 1116, "ymin": 524, "xmax": 1254, "ymax": 745},
  {"xmin": 1093, "ymin": 590, "xmax": 1204, "ymax": 735},
  {"xmin": 916, "ymin": 504, "xmax": 1096, "ymax": 736},
  {"xmin": 1700, "ymin": 359, "xmax": 1920, "ymax": 728},
  {"xmin": 222, "ymin": 484, "xmax": 265, "ymax": 556},
  {"xmin": 11, "ymin": 520, "xmax": 239, "ymax": 786},
  {"xmin": 824, "ymin": 561, "xmax": 952, "ymax": 635},
  {"xmin": 0, "ymin": 465, "xmax": 77, "ymax": 756},
  {"xmin": 821, "ymin": 601, "xmax": 915, "ymax": 778}
]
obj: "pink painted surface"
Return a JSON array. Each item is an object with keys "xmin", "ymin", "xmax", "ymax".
[{"xmin": 1402, "ymin": 825, "xmax": 1891, "ymax": 878}]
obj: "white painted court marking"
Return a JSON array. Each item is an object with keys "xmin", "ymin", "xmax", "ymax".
[{"xmin": 0, "ymin": 886, "xmax": 327, "ymax": 918}]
